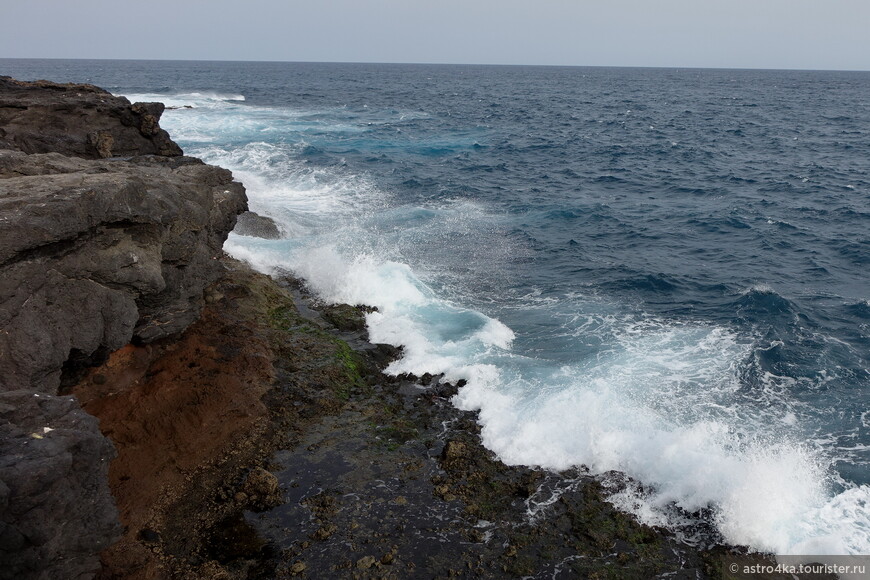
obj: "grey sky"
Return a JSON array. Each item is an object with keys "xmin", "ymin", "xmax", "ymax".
[{"xmin": 3, "ymin": 0, "xmax": 869, "ymax": 70}]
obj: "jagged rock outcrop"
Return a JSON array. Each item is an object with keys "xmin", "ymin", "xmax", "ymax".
[
  {"xmin": 0, "ymin": 76, "xmax": 181, "ymax": 159},
  {"xmin": 0, "ymin": 78, "xmax": 247, "ymax": 579}
]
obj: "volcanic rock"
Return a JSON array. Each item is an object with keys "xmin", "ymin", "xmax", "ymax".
[{"xmin": 0, "ymin": 392, "xmax": 119, "ymax": 580}]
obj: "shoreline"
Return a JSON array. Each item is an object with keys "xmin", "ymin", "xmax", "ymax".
[{"xmin": 80, "ymin": 257, "xmax": 726, "ymax": 579}]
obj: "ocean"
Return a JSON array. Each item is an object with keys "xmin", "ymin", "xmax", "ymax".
[{"xmin": 4, "ymin": 59, "xmax": 869, "ymax": 556}]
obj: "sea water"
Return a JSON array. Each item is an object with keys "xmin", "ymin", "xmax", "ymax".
[{"xmin": 4, "ymin": 59, "xmax": 869, "ymax": 555}]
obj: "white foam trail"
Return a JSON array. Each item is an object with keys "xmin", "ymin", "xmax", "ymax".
[{"xmin": 119, "ymin": 91, "xmax": 245, "ymax": 108}]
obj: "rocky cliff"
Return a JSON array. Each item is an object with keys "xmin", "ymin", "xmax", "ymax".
[{"xmin": 0, "ymin": 77, "xmax": 247, "ymax": 580}]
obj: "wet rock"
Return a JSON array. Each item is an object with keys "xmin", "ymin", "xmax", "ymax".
[
  {"xmin": 441, "ymin": 440, "xmax": 468, "ymax": 462},
  {"xmin": 366, "ymin": 343, "xmax": 403, "ymax": 369},
  {"xmin": 233, "ymin": 210, "xmax": 282, "ymax": 239},
  {"xmin": 242, "ymin": 466, "xmax": 279, "ymax": 496},
  {"xmin": 240, "ymin": 467, "xmax": 281, "ymax": 508},
  {"xmin": 312, "ymin": 524, "xmax": 337, "ymax": 540},
  {"xmin": 431, "ymin": 380, "xmax": 463, "ymax": 398},
  {"xmin": 419, "ymin": 372, "xmax": 444, "ymax": 385},
  {"xmin": 320, "ymin": 303, "xmax": 369, "ymax": 333},
  {"xmin": 290, "ymin": 561, "xmax": 307, "ymax": 574}
]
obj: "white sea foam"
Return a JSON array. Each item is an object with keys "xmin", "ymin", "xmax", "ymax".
[
  {"xmin": 740, "ymin": 283, "xmax": 777, "ymax": 295},
  {"xmin": 453, "ymin": 323, "xmax": 870, "ymax": 554},
  {"xmin": 198, "ymin": 142, "xmax": 387, "ymax": 241},
  {"xmin": 120, "ymin": 91, "xmax": 245, "ymax": 107},
  {"xmin": 227, "ymin": 240, "xmax": 515, "ymax": 388}
]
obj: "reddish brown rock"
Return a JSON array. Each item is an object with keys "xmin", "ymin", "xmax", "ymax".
[{"xmin": 69, "ymin": 266, "xmax": 279, "ymax": 579}]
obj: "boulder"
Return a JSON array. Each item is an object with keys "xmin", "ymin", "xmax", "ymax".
[{"xmin": 233, "ymin": 210, "xmax": 282, "ymax": 239}]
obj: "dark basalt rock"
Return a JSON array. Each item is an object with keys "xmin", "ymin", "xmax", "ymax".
[
  {"xmin": 0, "ymin": 150, "xmax": 247, "ymax": 393},
  {"xmin": 319, "ymin": 303, "xmax": 370, "ymax": 333},
  {"xmin": 0, "ymin": 391, "xmax": 120, "ymax": 580},
  {"xmin": 0, "ymin": 76, "xmax": 182, "ymax": 159}
]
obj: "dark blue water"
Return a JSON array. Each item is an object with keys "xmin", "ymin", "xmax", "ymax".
[{"xmin": 5, "ymin": 59, "xmax": 869, "ymax": 554}]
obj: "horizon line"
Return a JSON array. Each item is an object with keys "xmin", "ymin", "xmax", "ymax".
[{"xmin": 2, "ymin": 56, "xmax": 869, "ymax": 74}]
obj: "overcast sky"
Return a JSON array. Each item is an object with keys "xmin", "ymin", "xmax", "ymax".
[{"xmin": 2, "ymin": 0, "xmax": 869, "ymax": 71}]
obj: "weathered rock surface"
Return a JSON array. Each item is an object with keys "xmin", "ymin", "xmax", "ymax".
[
  {"xmin": 0, "ymin": 151, "xmax": 247, "ymax": 393},
  {"xmin": 0, "ymin": 392, "xmax": 120, "ymax": 580},
  {"xmin": 73, "ymin": 263, "xmax": 280, "ymax": 579},
  {"xmin": 0, "ymin": 78, "xmax": 247, "ymax": 580}
]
